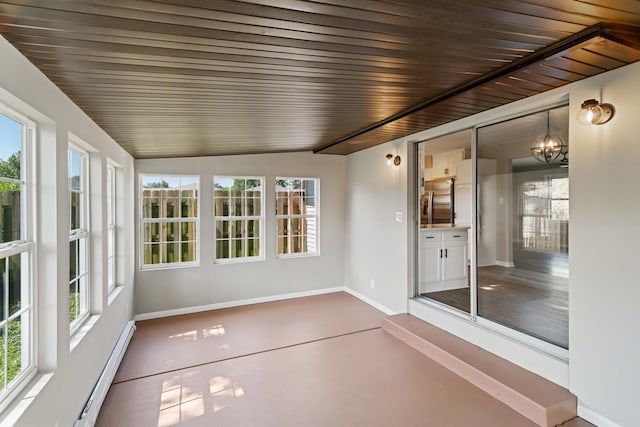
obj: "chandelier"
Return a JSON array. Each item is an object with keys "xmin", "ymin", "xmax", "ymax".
[{"xmin": 530, "ymin": 110, "xmax": 567, "ymax": 163}]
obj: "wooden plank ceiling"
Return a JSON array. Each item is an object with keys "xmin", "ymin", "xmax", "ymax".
[{"xmin": 1, "ymin": 1, "xmax": 640, "ymax": 158}]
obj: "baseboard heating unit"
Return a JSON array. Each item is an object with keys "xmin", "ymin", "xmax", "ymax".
[{"xmin": 74, "ymin": 320, "xmax": 135, "ymax": 427}]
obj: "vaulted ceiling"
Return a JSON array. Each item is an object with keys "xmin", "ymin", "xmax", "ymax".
[{"xmin": 1, "ymin": 1, "xmax": 640, "ymax": 158}]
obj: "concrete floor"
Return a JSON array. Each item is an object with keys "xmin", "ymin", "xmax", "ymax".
[{"xmin": 97, "ymin": 292, "xmax": 591, "ymax": 427}]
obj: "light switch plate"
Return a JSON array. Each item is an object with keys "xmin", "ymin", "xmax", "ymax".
[{"xmin": 395, "ymin": 211, "xmax": 403, "ymax": 222}]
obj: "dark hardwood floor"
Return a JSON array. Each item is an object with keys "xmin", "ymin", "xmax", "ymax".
[{"xmin": 421, "ymin": 265, "xmax": 568, "ymax": 349}]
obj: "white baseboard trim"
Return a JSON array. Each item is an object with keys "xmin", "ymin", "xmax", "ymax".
[
  {"xmin": 134, "ymin": 287, "xmax": 345, "ymax": 321},
  {"xmin": 75, "ymin": 320, "xmax": 135, "ymax": 427},
  {"xmin": 343, "ymin": 288, "xmax": 397, "ymax": 316},
  {"xmin": 578, "ymin": 402, "xmax": 622, "ymax": 427},
  {"xmin": 495, "ymin": 260, "xmax": 515, "ymax": 268}
]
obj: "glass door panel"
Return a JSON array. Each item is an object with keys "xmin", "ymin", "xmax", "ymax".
[
  {"xmin": 476, "ymin": 106, "xmax": 569, "ymax": 349},
  {"xmin": 416, "ymin": 130, "xmax": 472, "ymax": 314}
]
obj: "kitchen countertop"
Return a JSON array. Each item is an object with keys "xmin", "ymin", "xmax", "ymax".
[{"xmin": 420, "ymin": 224, "xmax": 470, "ymax": 230}]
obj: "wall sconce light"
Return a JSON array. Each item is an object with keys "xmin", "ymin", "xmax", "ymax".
[
  {"xmin": 386, "ymin": 153, "xmax": 401, "ymax": 166},
  {"xmin": 531, "ymin": 110, "xmax": 567, "ymax": 163},
  {"xmin": 578, "ymin": 99, "xmax": 614, "ymax": 125}
]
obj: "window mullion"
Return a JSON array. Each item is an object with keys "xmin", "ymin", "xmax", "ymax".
[
  {"xmin": 2, "ymin": 323, "xmax": 6, "ymax": 390},
  {"xmin": 0, "ymin": 242, "xmax": 31, "ymax": 258},
  {"xmin": 3, "ymin": 252, "xmax": 9, "ymax": 391}
]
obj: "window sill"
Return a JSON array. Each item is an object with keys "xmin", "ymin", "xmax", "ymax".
[
  {"xmin": 0, "ymin": 372, "xmax": 53, "ymax": 425},
  {"xmin": 139, "ymin": 261, "xmax": 199, "ymax": 272},
  {"xmin": 276, "ymin": 252, "xmax": 320, "ymax": 260},
  {"xmin": 70, "ymin": 314, "xmax": 100, "ymax": 352},
  {"xmin": 107, "ymin": 285, "xmax": 124, "ymax": 306},
  {"xmin": 214, "ymin": 256, "xmax": 265, "ymax": 265}
]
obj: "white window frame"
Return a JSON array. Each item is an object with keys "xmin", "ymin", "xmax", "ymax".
[
  {"xmin": 139, "ymin": 174, "xmax": 200, "ymax": 270},
  {"xmin": 68, "ymin": 145, "xmax": 90, "ymax": 333},
  {"xmin": 275, "ymin": 177, "xmax": 320, "ymax": 258},
  {"xmin": 106, "ymin": 163, "xmax": 116, "ymax": 293},
  {"xmin": 520, "ymin": 174, "xmax": 569, "ymax": 253},
  {"xmin": 0, "ymin": 106, "xmax": 36, "ymax": 410},
  {"xmin": 213, "ymin": 176, "xmax": 265, "ymax": 264}
]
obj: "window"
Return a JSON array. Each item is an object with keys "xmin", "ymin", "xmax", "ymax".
[
  {"xmin": 141, "ymin": 175, "xmax": 199, "ymax": 268},
  {"xmin": 275, "ymin": 178, "xmax": 319, "ymax": 257},
  {"xmin": 106, "ymin": 163, "xmax": 116, "ymax": 293},
  {"xmin": 68, "ymin": 146, "xmax": 90, "ymax": 331},
  {"xmin": 520, "ymin": 176, "xmax": 569, "ymax": 253},
  {"xmin": 214, "ymin": 176, "xmax": 264, "ymax": 263},
  {"xmin": 0, "ymin": 110, "xmax": 35, "ymax": 402}
]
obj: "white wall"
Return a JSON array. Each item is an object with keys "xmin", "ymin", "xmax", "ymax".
[
  {"xmin": 0, "ymin": 37, "xmax": 135, "ymax": 426},
  {"xmin": 134, "ymin": 152, "xmax": 346, "ymax": 315},
  {"xmin": 344, "ymin": 62, "xmax": 640, "ymax": 426},
  {"xmin": 344, "ymin": 143, "xmax": 409, "ymax": 314},
  {"xmin": 568, "ymin": 62, "xmax": 640, "ymax": 427}
]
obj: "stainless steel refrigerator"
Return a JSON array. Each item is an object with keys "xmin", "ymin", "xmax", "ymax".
[{"xmin": 421, "ymin": 177, "xmax": 455, "ymax": 224}]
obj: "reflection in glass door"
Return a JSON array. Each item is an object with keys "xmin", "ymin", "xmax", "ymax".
[{"xmin": 476, "ymin": 106, "xmax": 569, "ymax": 349}]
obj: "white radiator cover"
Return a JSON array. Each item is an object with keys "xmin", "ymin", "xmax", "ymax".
[{"xmin": 74, "ymin": 320, "xmax": 135, "ymax": 427}]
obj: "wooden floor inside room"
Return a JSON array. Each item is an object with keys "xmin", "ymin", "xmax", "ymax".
[
  {"xmin": 97, "ymin": 292, "xmax": 586, "ymax": 427},
  {"xmin": 422, "ymin": 265, "xmax": 568, "ymax": 349}
]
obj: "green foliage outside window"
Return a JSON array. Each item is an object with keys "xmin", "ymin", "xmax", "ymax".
[
  {"xmin": 69, "ymin": 292, "xmax": 79, "ymax": 323},
  {"xmin": 0, "ymin": 317, "xmax": 22, "ymax": 391},
  {"xmin": 0, "ymin": 152, "xmax": 20, "ymax": 186}
]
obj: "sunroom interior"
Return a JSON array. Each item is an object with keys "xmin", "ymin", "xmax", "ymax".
[{"xmin": 0, "ymin": 2, "xmax": 639, "ymax": 426}]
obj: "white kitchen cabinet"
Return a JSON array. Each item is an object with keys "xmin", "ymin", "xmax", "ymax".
[
  {"xmin": 419, "ymin": 229, "xmax": 468, "ymax": 293},
  {"xmin": 454, "ymin": 183, "xmax": 471, "ymax": 226},
  {"xmin": 432, "ymin": 149, "xmax": 465, "ymax": 179},
  {"xmin": 454, "ymin": 159, "xmax": 472, "ymax": 184},
  {"xmin": 442, "ymin": 238, "xmax": 467, "ymax": 281},
  {"xmin": 419, "ymin": 235, "xmax": 442, "ymax": 284}
]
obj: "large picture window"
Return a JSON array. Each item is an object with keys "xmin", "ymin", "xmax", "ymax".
[
  {"xmin": 0, "ymin": 110, "xmax": 35, "ymax": 403},
  {"xmin": 275, "ymin": 178, "xmax": 319, "ymax": 257},
  {"xmin": 140, "ymin": 175, "xmax": 199, "ymax": 268},
  {"xmin": 68, "ymin": 146, "xmax": 90, "ymax": 330},
  {"xmin": 214, "ymin": 176, "xmax": 264, "ymax": 263}
]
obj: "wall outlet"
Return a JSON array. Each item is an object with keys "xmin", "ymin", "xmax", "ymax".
[
  {"xmin": 395, "ymin": 211, "xmax": 403, "ymax": 222},
  {"xmin": 369, "ymin": 278, "xmax": 375, "ymax": 289}
]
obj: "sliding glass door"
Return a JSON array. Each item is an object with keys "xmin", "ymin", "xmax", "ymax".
[{"xmin": 416, "ymin": 105, "xmax": 569, "ymax": 351}]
